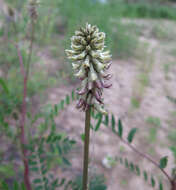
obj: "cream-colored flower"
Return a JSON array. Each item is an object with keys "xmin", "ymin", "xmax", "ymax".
[{"xmin": 65, "ymin": 23, "xmax": 112, "ymax": 114}]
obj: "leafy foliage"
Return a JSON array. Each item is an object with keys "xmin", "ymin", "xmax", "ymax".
[
  {"xmin": 28, "ymin": 138, "xmax": 73, "ymax": 190},
  {"xmin": 0, "ymin": 77, "xmax": 9, "ymax": 94},
  {"xmin": 27, "ymin": 92, "xmax": 77, "ymax": 190},
  {"xmin": 0, "ymin": 181, "xmax": 26, "ymax": 190},
  {"xmin": 0, "ymin": 87, "xmax": 77, "ymax": 188},
  {"xmin": 71, "ymin": 173, "xmax": 107, "ymax": 190},
  {"xmin": 88, "ymin": 96, "xmax": 171, "ymax": 190},
  {"xmin": 116, "ymin": 156, "xmax": 164, "ymax": 190}
]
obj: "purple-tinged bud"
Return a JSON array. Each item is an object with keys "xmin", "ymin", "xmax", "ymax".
[
  {"xmin": 103, "ymin": 74, "xmax": 112, "ymax": 80},
  {"xmin": 94, "ymin": 91, "xmax": 103, "ymax": 104},
  {"xmin": 100, "ymin": 79, "xmax": 112, "ymax": 88},
  {"xmin": 94, "ymin": 81, "xmax": 102, "ymax": 89},
  {"xmin": 77, "ymin": 88, "xmax": 87, "ymax": 95},
  {"xmin": 76, "ymin": 99, "xmax": 84, "ymax": 109}
]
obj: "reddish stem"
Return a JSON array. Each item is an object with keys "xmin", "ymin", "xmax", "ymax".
[
  {"xmin": 171, "ymin": 181, "xmax": 176, "ymax": 190},
  {"xmin": 16, "ymin": 44, "xmax": 26, "ymax": 77},
  {"xmin": 113, "ymin": 128, "xmax": 175, "ymax": 189},
  {"xmin": 119, "ymin": 137, "xmax": 172, "ymax": 183},
  {"xmin": 17, "ymin": 48, "xmax": 32, "ymax": 190}
]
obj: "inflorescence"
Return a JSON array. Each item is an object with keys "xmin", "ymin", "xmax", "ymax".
[{"xmin": 65, "ymin": 23, "xmax": 112, "ymax": 114}]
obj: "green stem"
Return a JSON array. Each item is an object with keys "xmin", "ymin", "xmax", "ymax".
[{"xmin": 82, "ymin": 107, "xmax": 91, "ymax": 190}]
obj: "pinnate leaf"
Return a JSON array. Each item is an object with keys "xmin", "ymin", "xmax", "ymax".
[
  {"xmin": 127, "ymin": 128, "xmax": 137, "ymax": 143},
  {"xmin": 159, "ymin": 156, "xmax": 168, "ymax": 169}
]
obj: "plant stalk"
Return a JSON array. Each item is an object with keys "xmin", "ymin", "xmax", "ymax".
[
  {"xmin": 16, "ymin": 30, "xmax": 34, "ymax": 189},
  {"xmin": 20, "ymin": 76, "xmax": 32, "ymax": 190},
  {"xmin": 171, "ymin": 181, "xmax": 176, "ymax": 190},
  {"xmin": 82, "ymin": 107, "xmax": 91, "ymax": 190},
  {"xmin": 26, "ymin": 20, "xmax": 35, "ymax": 79}
]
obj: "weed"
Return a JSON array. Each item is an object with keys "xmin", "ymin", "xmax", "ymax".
[
  {"xmin": 131, "ymin": 97, "xmax": 141, "ymax": 109},
  {"xmin": 151, "ymin": 25, "xmax": 170, "ymax": 40},
  {"xmin": 146, "ymin": 116, "xmax": 161, "ymax": 127}
]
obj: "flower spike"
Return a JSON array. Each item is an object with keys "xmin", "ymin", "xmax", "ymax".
[{"xmin": 65, "ymin": 23, "xmax": 112, "ymax": 114}]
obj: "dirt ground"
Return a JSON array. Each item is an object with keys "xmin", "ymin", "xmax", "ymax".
[{"xmin": 43, "ymin": 19, "xmax": 176, "ymax": 190}]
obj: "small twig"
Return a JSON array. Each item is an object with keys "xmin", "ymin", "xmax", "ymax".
[
  {"xmin": 118, "ymin": 136, "xmax": 172, "ymax": 183},
  {"xmin": 82, "ymin": 107, "xmax": 91, "ymax": 190}
]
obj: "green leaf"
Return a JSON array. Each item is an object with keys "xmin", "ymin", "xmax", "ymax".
[
  {"xmin": 51, "ymin": 122, "xmax": 56, "ymax": 133},
  {"xmin": 111, "ymin": 114, "xmax": 116, "ymax": 133},
  {"xmin": 103, "ymin": 114, "xmax": 109, "ymax": 127},
  {"xmin": 62, "ymin": 157, "xmax": 71, "ymax": 166},
  {"xmin": 46, "ymin": 134, "xmax": 52, "ymax": 143},
  {"xmin": 125, "ymin": 158, "xmax": 129, "ymax": 168},
  {"xmin": 41, "ymin": 166, "xmax": 47, "ymax": 175},
  {"xmin": 135, "ymin": 165, "xmax": 140, "ymax": 176},
  {"xmin": 70, "ymin": 140, "xmax": 76, "ymax": 145},
  {"xmin": 33, "ymin": 179, "xmax": 42, "ymax": 184},
  {"xmin": 0, "ymin": 77, "xmax": 9, "ymax": 94},
  {"xmin": 30, "ymin": 167, "xmax": 39, "ymax": 172},
  {"xmin": 71, "ymin": 90, "xmax": 75, "ymax": 101},
  {"xmin": 57, "ymin": 143, "xmax": 62, "ymax": 154},
  {"xmin": 58, "ymin": 178, "xmax": 66, "ymax": 187},
  {"xmin": 1, "ymin": 181, "xmax": 9, "ymax": 190},
  {"xmin": 95, "ymin": 112, "xmax": 100, "ymax": 119},
  {"xmin": 159, "ymin": 156, "xmax": 168, "ymax": 169},
  {"xmin": 28, "ymin": 160, "xmax": 37, "ymax": 166},
  {"xmin": 51, "ymin": 179, "xmax": 59, "ymax": 187},
  {"xmin": 127, "ymin": 128, "xmax": 137, "ymax": 143},
  {"xmin": 170, "ymin": 146, "xmax": 176, "ymax": 158},
  {"xmin": 95, "ymin": 113, "xmax": 103, "ymax": 131},
  {"xmin": 143, "ymin": 171, "xmax": 148, "ymax": 181},
  {"xmin": 60, "ymin": 100, "xmax": 64, "ymax": 109},
  {"xmin": 129, "ymin": 162, "xmax": 134, "ymax": 172},
  {"xmin": 66, "ymin": 95, "xmax": 70, "ymax": 105},
  {"xmin": 50, "ymin": 144, "xmax": 56, "ymax": 153},
  {"xmin": 81, "ymin": 133, "xmax": 85, "ymax": 142},
  {"xmin": 54, "ymin": 104, "xmax": 58, "ymax": 115},
  {"xmin": 20, "ymin": 182, "xmax": 26, "ymax": 190},
  {"xmin": 13, "ymin": 181, "xmax": 19, "ymax": 190},
  {"xmin": 118, "ymin": 119, "xmax": 123, "ymax": 138},
  {"xmin": 34, "ymin": 185, "xmax": 43, "ymax": 190},
  {"xmin": 151, "ymin": 176, "xmax": 155, "ymax": 187},
  {"xmin": 159, "ymin": 182, "xmax": 163, "ymax": 190},
  {"xmin": 0, "ymin": 164, "xmax": 15, "ymax": 177}
]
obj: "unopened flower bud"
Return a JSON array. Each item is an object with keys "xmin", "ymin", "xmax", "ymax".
[{"xmin": 28, "ymin": 0, "xmax": 39, "ymax": 21}]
